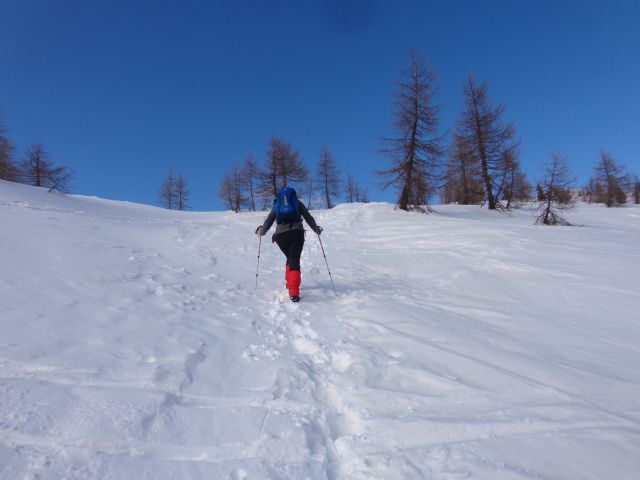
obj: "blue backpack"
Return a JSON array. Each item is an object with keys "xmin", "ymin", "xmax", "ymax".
[{"xmin": 274, "ymin": 187, "xmax": 301, "ymax": 224}]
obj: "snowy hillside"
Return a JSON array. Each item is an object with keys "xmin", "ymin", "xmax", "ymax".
[{"xmin": 1, "ymin": 179, "xmax": 640, "ymax": 480}]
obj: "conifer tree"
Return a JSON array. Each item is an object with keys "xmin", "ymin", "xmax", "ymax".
[
  {"xmin": 0, "ymin": 116, "xmax": 21, "ymax": 182},
  {"xmin": 260, "ymin": 137, "xmax": 308, "ymax": 201},
  {"xmin": 345, "ymin": 173, "xmax": 369, "ymax": 203},
  {"xmin": 21, "ymin": 143, "xmax": 71, "ymax": 192},
  {"xmin": 455, "ymin": 75, "xmax": 519, "ymax": 210},
  {"xmin": 303, "ymin": 176, "xmax": 316, "ymax": 209},
  {"xmin": 219, "ymin": 166, "xmax": 243, "ymax": 212},
  {"xmin": 240, "ymin": 154, "xmax": 260, "ymax": 211},
  {"xmin": 536, "ymin": 153, "xmax": 575, "ymax": 226},
  {"xmin": 159, "ymin": 169, "xmax": 191, "ymax": 210},
  {"xmin": 316, "ymin": 146, "xmax": 340, "ymax": 209},
  {"xmin": 175, "ymin": 173, "xmax": 191, "ymax": 211},
  {"xmin": 443, "ymin": 133, "xmax": 484, "ymax": 204},
  {"xmin": 378, "ymin": 51, "xmax": 443, "ymax": 212},
  {"xmin": 501, "ymin": 152, "xmax": 531, "ymax": 208},
  {"xmin": 345, "ymin": 174, "xmax": 356, "ymax": 203},
  {"xmin": 592, "ymin": 150, "xmax": 630, "ymax": 207},
  {"xmin": 158, "ymin": 169, "xmax": 176, "ymax": 210}
]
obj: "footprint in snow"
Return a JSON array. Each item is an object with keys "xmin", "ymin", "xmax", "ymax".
[{"xmin": 242, "ymin": 344, "xmax": 281, "ymax": 361}]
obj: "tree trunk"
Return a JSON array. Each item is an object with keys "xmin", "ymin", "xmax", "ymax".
[{"xmin": 398, "ymin": 117, "xmax": 418, "ymax": 211}]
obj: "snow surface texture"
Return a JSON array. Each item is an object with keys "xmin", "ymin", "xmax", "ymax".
[{"xmin": 1, "ymin": 179, "xmax": 640, "ymax": 479}]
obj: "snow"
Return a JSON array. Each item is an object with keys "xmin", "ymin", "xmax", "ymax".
[{"xmin": 1, "ymin": 178, "xmax": 640, "ymax": 479}]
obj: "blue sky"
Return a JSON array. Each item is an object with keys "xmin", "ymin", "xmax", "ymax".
[{"xmin": 1, "ymin": 0, "xmax": 639, "ymax": 210}]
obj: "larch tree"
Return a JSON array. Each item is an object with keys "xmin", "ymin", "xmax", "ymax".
[
  {"xmin": 280, "ymin": 141, "xmax": 308, "ymax": 191},
  {"xmin": 240, "ymin": 154, "xmax": 260, "ymax": 211},
  {"xmin": 512, "ymin": 168, "xmax": 533, "ymax": 204},
  {"xmin": 260, "ymin": 137, "xmax": 308, "ymax": 200},
  {"xmin": 345, "ymin": 173, "xmax": 369, "ymax": 203},
  {"xmin": 316, "ymin": 146, "xmax": 341, "ymax": 209},
  {"xmin": 345, "ymin": 173, "xmax": 363, "ymax": 203},
  {"xmin": 21, "ymin": 143, "xmax": 72, "ymax": 192},
  {"xmin": 536, "ymin": 153, "xmax": 576, "ymax": 226},
  {"xmin": 593, "ymin": 150, "xmax": 630, "ymax": 207},
  {"xmin": 219, "ymin": 174, "xmax": 233, "ymax": 212},
  {"xmin": 260, "ymin": 138, "xmax": 281, "ymax": 201},
  {"xmin": 0, "ymin": 116, "xmax": 21, "ymax": 182},
  {"xmin": 158, "ymin": 169, "xmax": 176, "ymax": 209},
  {"xmin": 378, "ymin": 51, "xmax": 443, "ymax": 212},
  {"xmin": 175, "ymin": 173, "xmax": 191, "ymax": 211},
  {"xmin": 455, "ymin": 75, "xmax": 519, "ymax": 210},
  {"xmin": 583, "ymin": 177, "xmax": 601, "ymax": 203},
  {"xmin": 501, "ymin": 151, "xmax": 531, "ymax": 208},
  {"xmin": 439, "ymin": 178, "xmax": 457, "ymax": 205},
  {"xmin": 159, "ymin": 169, "xmax": 191, "ymax": 210},
  {"xmin": 303, "ymin": 175, "xmax": 316, "ymax": 210},
  {"xmin": 345, "ymin": 174, "xmax": 356, "ymax": 203},
  {"xmin": 219, "ymin": 166, "xmax": 244, "ymax": 213},
  {"xmin": 442, "ymin": 132, "xmax": 484, "ymax": 204}
]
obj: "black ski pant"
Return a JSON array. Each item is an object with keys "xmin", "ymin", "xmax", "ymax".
[{"xmin": 274, "ymin": 229, "xmax": 305, "ymax": 271}]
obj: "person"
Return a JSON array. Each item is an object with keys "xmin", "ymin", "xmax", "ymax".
[{"xmin": 255, "ymin": 186, "xmax": 322, "ymax": 302}]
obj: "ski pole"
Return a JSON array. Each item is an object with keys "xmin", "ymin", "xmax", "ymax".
[
  {"xmin": 317, "ymin": 234, "xmax": 337, "ymax": 296},
  {"xmin": 255, "ymin": 234, "xmax": 262, "ymax": 289}
]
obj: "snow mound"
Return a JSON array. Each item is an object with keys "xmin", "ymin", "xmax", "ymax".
[{"xmin": 1, "ymin": 179, "xmax": 640, "ymax": 479}]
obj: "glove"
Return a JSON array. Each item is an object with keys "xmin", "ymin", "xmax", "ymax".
[
  {"xmin": 315, "ymin": 226, "xmax": 323, "ymax": 235},
  {"xmin": 255, "ymin": 225, "xmax": 264, "ymax": 236}
]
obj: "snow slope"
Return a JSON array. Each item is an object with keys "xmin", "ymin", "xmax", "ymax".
[{"xmin": 1, "ymin": 179, "xmax": 640, "ymax": 479}]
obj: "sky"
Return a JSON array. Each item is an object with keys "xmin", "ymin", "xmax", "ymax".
[{"xmin": 1, "ymin": 0, "xmax": 639, "ymax": 211}]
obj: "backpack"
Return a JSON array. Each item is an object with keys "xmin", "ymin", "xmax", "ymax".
[{"xmin": 274, "ymin": 187, "xmax": 301, "ymax": 225}]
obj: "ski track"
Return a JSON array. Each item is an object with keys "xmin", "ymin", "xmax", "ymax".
[{"xmin": 1, "ymin": 182, "xmax": 640, "ymax": 479}]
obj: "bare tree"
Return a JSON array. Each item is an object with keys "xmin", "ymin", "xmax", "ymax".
[
  {"xmin": 536, "ymin": 153, "xmax": 576, "ymax": 226},
  {"xmin": 260, "ymin": 137, "xmax": 308, "ymax": 201},
  {"xmin": 175, "ymin": 173, "xmax": 191, "ymax": 211},
  {"xmin": 455, "ymin": 75, "xmax": 519, "ymax": 210},
  {"xmin": 378, "ymin": 51, "xmax": 443, "ymax": 212},
  {"xmin": 0, "ymin": 139, "xmax": 19, "ymax": 182},
  {"xmin": 259, "ymin": 137, "xmax": 282, "ymax": 201},
  {"xmin": 345, "ymin": 173, "xmax": 369, "ymax": 203},
  {"xmin": 583, "ymin": 177, "xmax": 599, "ymax": 204},
  {"xmin": 158, "ymin": 169, "xmax": 176, "ymax": 209},
  {"xmin": 359, "ymin": 187, "xmax": 370, "ymax": 203},
  {"xmin": 316, "ymin": 146, "xmax": 341, "ymax": 209},
  {"xmin": 280, "ymin": 141, "xmax": 308, "ymax": 190},
  {"xmin": 232, "ymin": 166, "xmax": 244, "ymax": 212},
  {"xmin": 219, "ymin": 174, "xmax": 233, "ymax": 211},
  {"xmin": 439, "ymin": 177, "xmax": 457, "ymax": 205},
  {"xmin": 513, "ymin": 169, "xmax": 533, "ymax": 204},
  {"xmin": 158, "ymin": 170, "xmax": 190, "ymax": 210},
  {"xmin": 593, "ymin": 150, "xmax": 630, "ymax": 207},
  {"xmin": 21, "ymin": 143, "xmax": 72, "ymax": 192},
  {"xmin": 443, "ymin": 132, "xmax": 484, "ymax": 204},
  {"xmin": 259, "ymin": 141, "xmax": 277, "ymax": 203},
  {"xmin": 633, "ymin": 176, "xmax": 640, "ymax": 204},
  {"xmin": 0, "ymin": 116, "xmax": 21, "ymax": 182},
  {"xmin": 303, "ymin": 175, "xmax": 315, "ymax": 209},
  {"xmin": 240, "ymin": 154, "xmax": 260, "ymax": 211},
  {"xmin": 501, "ymin": 152, "xmax": 531, "ymax": 208},
  {"xmin": 219, "ymin": 166, "xmax": 244, "ymax": 212},
  {"xmin": 345, "ymin": 173, "xmax": 356, "ymax": 202}
]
